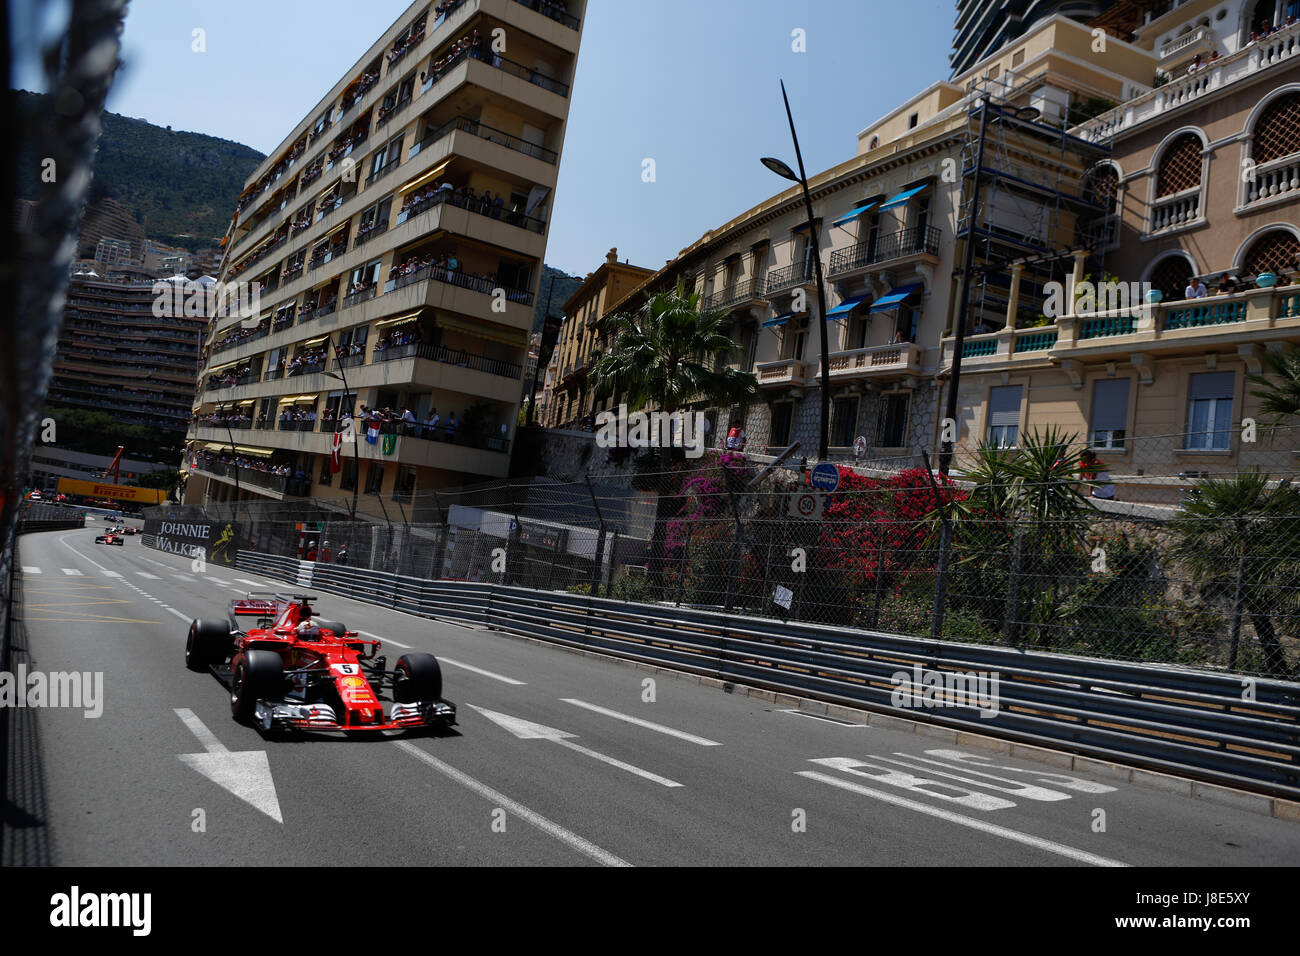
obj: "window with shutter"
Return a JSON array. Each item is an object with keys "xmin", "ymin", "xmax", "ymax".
[
  {"xmin": 986, "ymin": 385, "xmax": 1022, "ymax": 448},
  {"xmin": 1090, "ymin": 379, "xmax": 1130, "ymax": 450},
  {"xmin": 1185, "ymin": 371, "xmax": 1234, "ymax": 450}
]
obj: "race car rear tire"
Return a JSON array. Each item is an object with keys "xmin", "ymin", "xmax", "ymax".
[
  {"xmin": 186, "ymin": 619, "xmax": 232, "ymax": 672},
  {"xmin": 230, "ymin": 650, "xmax": 283, "ymax": 723},
  {"xmin": 393, "ymin": 653, "xmax": 442, "ymax": 703}
]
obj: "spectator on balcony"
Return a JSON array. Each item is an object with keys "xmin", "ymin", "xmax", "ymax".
[
  {"xmin": 1216, "ymin": 274, "xmax": 1240, "ymax": 295},
  {"xmin": 402, "ymin": 408, "xmax": 417, "ymax": 434},
  {"xmin": 1185, "ymin": 54, "xmax": 1203, "ymax": 75},
  {"xmin": 725, "ymin": 419, "xmax": 747, "ymax": 452},
  {"xmin": 1184, "ymin": 277, "xmax": 1207, "ymax": 299},
  {"xmin": 443, "ymin": 413, "xmax": 459, "ymax": 441},
  {"xmin": 425, "ymin": 408, "xmax": 440, "ymax": 438}
]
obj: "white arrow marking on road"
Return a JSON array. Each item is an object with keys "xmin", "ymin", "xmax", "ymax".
[
  {"xmin": 174, "ymin": 708, "xmax": 283, "ymax": 824},
  {"xmin": 798, "ymin": 769, "xmax": 1128, "ymax": 867},
  {"xmin": 561, "ymin": 698, "xmax": 719, "ymax": 745},
  {"xmin": 872, "ymin": 754, "xmax": 1071, "ymax": 801},
  {"xmin": 470, "ymin": 705, "xmax": 682, "ymax": 788},
  {"xmin": 920, "ymin": 749, "xmax": 1119, "ymax": 794}
]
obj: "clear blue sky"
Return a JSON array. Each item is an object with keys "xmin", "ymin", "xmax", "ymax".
[{"xmin": 14, "ymin": 0, "xmax": 954, "ymax": 275}]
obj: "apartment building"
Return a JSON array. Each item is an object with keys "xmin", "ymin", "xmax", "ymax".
[
  {"xmin": 185, "ymin": 0, "xmax": 584, "ymax": 512},
  {"xmin": 952, "ymin": 0, "xmax": 1116, "ymax": 75},
  {"xmin": 544, "ymin": 247, "xmax": 654, "ymax": 428},
  {"xmin": 948, "ymin": 0, "xmax": 1300, "ymax": 500},
  {"xmin": 603, "ymin": 13, "xmax": 1155, "ymax": 462}
]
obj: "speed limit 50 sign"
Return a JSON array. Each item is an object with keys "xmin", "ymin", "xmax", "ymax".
[{"xmin": 788, "ymin": 491, "xmax": 825, "ymax": 520}]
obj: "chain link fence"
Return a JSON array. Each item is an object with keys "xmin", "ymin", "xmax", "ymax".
[{"xmin": 153, "ymin": 423, "xmax": 1300, "ymax": 680}]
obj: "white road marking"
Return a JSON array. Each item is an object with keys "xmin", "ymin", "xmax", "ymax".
[
  {"xmin": 562, "ymin": 698, "xmax": 719, "ymax": 745},
  {"xmin": 22, "ymin": 566, "xmax": 40, "ymax": 574},
  {"xmin": 61, "ymin": 568, "xmax": 83, "ymax": 576},
  {"xmin": 920, "ymin": 750, "xmax": 1119, "ymax": 794},
  {"xmin": 165, "ymin": 608, "xmax": 191, "ymax": 622},
  {"xmin": 208, "ymin": 577, "xmax": 229, "ymax": 586},
  {"xmin": 236, "ymin": 578, "xmax": 265, "ymax": 588},
  {"xmin": 393, "ymin": 740, "xmax": 630, "ymax": 867},
  {"xmin": 174, "ymin": 708, "xmax": 283, "ymax": 824},
  {"xmin": 779, "ymin": 708, "xmax": 868, "ymax": 727},
  {"xmin": 102, "ymin": 570, "xmax": 122, "ymax": 578},
  {"xmin": 136, "ymin": 572, "xmax": 159, "ymax": 579},
  {"xmin": 798, "ymin": 769, "xmax": 1128, "ymax": 867},
  {"xmin": 471, "ymin": 705, "xmax": 682, "ymax": 787},
  {"xmin": 440, "ymin": 657, "xmax": 525, "ymax": 685},
  {"xmin": 356, "ymin": 629, "xmax": 412, "ymax": 649},
  {"xmin": 808, "ymin": 757, "xmax": 1014, "ymax": 811},
  {"xmin": 873, "ymin": 754, "xmax": 1071, "ymax": 802}
]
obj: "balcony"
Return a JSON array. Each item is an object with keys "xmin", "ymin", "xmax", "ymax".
[
  {"xmin": 1158, "ymin": 27, "xmax": 1213, "ymax": 65},
  {"xmin": 370, "ymin": 342, "xmax": 523, "ymax": 379},
  {"xmin": 382, "ymin": 262, "xmax": 534, "ymax": 306},
  {"xmin": 342, "ymin": 286, "xmax": 377, "ymax": 309},
  {"xmin": 706, "ymin": 277, "xmax": 767, "ymax": 312},
  {"xmin": 1074, "ymin": 20, "xmax": 1300, "ymax": 143},
  {"xmin": 827, "ymin": 342, "xmax": 923, "ymax": 382},
  {"xmin": 940, "ymin": 286, "xmax": 1300, "ymax": 370},
  {"xmin": 421, "ymin": 46, "xmax": 569, "ymax": 99},
  {"xmin": 410, "ymin": 115, "xmax": 558, "ymax": 166},
  {"xmin": 1148, "ymin": 188, "xmax": 1201, "ymax": 234},
  {"xmin": 394, "ymin": 186, "xmax": 547, "ymax": 235},
  {"xmin": 511, "ymin": 0, "xmax": 581, "ymax": 30},
  {"xmin": 765, "ymin": 263, "xmax": 817, "ymax": 297},
  {"xmin": 827, "ymin": 225, "xmax": 942, "ymax": 279},
  {"xmin": 1242, "ymin": 151, "xmax": 1300, "ymax": 210},
  {"xmin": 195, "ymin": 460, "xmax": 291, "ymax": 497},
  {"xmin": 756, "ymin": 357, "xmax": 810, "ymax": 389}
]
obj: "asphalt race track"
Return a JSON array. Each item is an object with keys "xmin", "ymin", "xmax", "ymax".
[{"xmin": 6, "ymin": 526, "xmax": 1299, "ymax": 867}]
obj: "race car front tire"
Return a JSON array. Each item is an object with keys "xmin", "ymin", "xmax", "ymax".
[
  {"xmin": 316, "ymin": 620, "xmax": 348, "ymax": 639},
  {"xmin": 230, "ymin": 650, "xmax": 283, "ymax": 723},
  {"xmin": 393, "ymin": 653, "xmax": 442, "ymax": 703},
  {"xmin": 186, "ymin": 619, "xmax": 232, "ymax": 672}
]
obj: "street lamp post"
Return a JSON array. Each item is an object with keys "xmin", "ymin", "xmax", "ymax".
[
  {"xmin": 762, "ymin": 80, "xmax": 832, "ymax": 460},
  {"xmin": 222, "ymin": 418, "xmax": 240, "ymax": 527}
]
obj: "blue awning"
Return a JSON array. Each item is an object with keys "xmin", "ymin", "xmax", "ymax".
[
  {"xmin": 879, "ymin": 183, "xmax": 929, "ymax": 210},
  {"xmin": 825, "ymin": 294, "xmax": 871, "ymax": 320},
  {"xmin": 869, "ymin": 283, "xmax": 922, "ymax": 312},
  {"xmin": 831, "ymin": 202, "xmax": 878, "ymax": 228},
  {"xmin": 763, "ymin": 312, "xmax": 794, "ymax": 328}
]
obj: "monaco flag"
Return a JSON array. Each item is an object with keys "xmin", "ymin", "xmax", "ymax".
[{"xmin": 331, "ymin": 430, "xmax": 343, "ymax": 473}]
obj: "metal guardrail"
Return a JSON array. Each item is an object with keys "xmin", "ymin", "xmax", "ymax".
[{"xmin": 219, "ymin": 547, "xmax": 1300, "ymax": 800}]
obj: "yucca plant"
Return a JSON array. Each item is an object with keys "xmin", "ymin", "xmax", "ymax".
[
  {"xmin": 1247, "ymin": 344, "xmax": 1300, "ymax": 427},
  {"xmin": 1168, "ymin": 469, "xmax": 1300, "ymax": 677}
]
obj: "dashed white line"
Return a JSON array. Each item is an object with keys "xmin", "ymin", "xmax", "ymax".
[
  {"xmin": 61, "ymin": 568, "xmax": 84, "ymax": 576},
  {"xmin": 779, "ymin": 708, "xmax": 868, "ymax": 728},
  {"xmin": 136, "ymin": 572, "xmax": 160, "ymax": 579},
  {"xmin": 102, "ymin": 570, "xmax": 122, "ymax": 578},
  {"xmin": 22, "ymin": 566, "xmax": 40, "ymax": 574},
  {"xmin": 165, "ymin": 608, "xmax": 191, "ymax": 622},
  {"xmin": 561, "ymin": 698, "xmax": 719, "ymax": 745},
  {"xmin": 440, "ymin": 657, "xmax": 525, "ymax": 685},
  {"xmin": 235, "ymin": 578, "xmax": 265, "ymax": 588},
  {"xmin": 393, "ymin": 740, "xmax": 631, "ymax": 867}
]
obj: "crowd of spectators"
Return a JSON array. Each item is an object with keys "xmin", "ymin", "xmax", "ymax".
[
  {"xmin": 207, "ymin": 364, "xmax": 253, "ymax": 389},
  {"xmin": 374, "ymin": 324, "xmax": 423, "ymax": 353},
  {"xmin": 422, "ymin": 28, "xmax": 488, "ymax": 86},
  {"xmin": 389, "ymin": 15, "xmax": 427, "ymax": 67},
  {"xmin": 286, "ymin": 346, "xmax": 328, "ymax": 375},
  {"xmin": 279, "ymin": 404, "xmax": 318, "ymax": 429}
]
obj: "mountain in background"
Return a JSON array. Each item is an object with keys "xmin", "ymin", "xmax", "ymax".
[
  {"xmin": 16, "ymin": 90, "xmax": 265, "ymax": 250},
  {"xmin": 533, "ymin": 265, "xmax": 584, "ymax": 331}
]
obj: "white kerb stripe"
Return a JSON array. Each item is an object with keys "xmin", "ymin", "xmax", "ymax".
[
  {"xmin": 561, "ymin": 698, "xmax": 719, "ymax": 746},
  {"xmin": 796, "ymin": 770, "xmax": 1129, "ymax": 867},
  {"xmin": 394, "ymin": 740, "xmax": 630, "ymax": 866}
]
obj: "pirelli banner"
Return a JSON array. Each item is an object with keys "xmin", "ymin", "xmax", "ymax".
[{"xmin": 143, "ymin": 514, "xmax": 241, "ymax": 569}]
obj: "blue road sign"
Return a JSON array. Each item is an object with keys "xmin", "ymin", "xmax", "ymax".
[{"xmin": 810, "ymin": 462, "xmax": 840, "ymax": 493}]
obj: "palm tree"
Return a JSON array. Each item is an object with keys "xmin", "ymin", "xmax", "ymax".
[
  {"xmin": 589, "ymin": 283, "xmax": 759, "ymax": 594},
  {"xmin": 1168, "ymin": 469, "xmax": 1300, "ymax": 678},
  {"xmin": 1247, "ymin": 344, "xmax": 1300, "ymax": 426}
]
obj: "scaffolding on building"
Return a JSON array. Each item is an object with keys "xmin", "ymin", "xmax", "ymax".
[{"xmin": 955, "ymin": 69, "xmax": 1118, "ymax": 333}]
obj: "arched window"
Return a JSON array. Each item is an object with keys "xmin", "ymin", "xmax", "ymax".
[
  {"xmin": 1252, "ymin": 91, "xmax": 1300, "ymax": 164},
  {"xmin": 1156, "ymin": 133, "xmax": 1202, "ymax": 197},
  {"xmin": 1149, "ymin": 254, "xmax": 1194, "ymax": 301},
  {"xmin": 1241, "ymin": 230, "xmax": 1300, "ymax": 276}
]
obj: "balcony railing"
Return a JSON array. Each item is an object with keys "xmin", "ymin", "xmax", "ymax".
[
  {"xmin": 827, "ymin": 343, "xmax": 922, "ymax": 378},
  {"xmin": 334, "ymin": 352, "xmax": 366, "ymax": 369},
  {"xmin": 1149, "ymin": 190, "xmax": 1200, "ymax": 233},
  {"xmin": 196, "ymin": 460, "xmax": 289, "ymax": 495},
  {"xmin": 765, "ymin": 262, "xmax": 816, "ymax": 296},
  {"xmin": 420, "ymin": 44, "xmax": 569, "ymax": 98},
  {"xmin": 395, "ymin": 185, "xmax": 547, "ymax": 234},
  {"xmin": 411, "ymin": 115, "xmax": 558, "ymax": 165},
  {"xmin": 370, "ymin": 342, "xmax": 523, "ymax": 379},
  {"xmin": 755, "ymin": 358, "xmax": 809, "ymax": 386},
  {"xmin": 706, "ymin": 277, "xmax": 766, "ymax": 311},
  {"xmin": 511, "ymin": 0, "xmax": 581, "ymax": 29},
  {"xmin": 383, "ymin": 263, "xmax": 534, "ymax": 305},
  {"xmin": 827, "ymin": 225, "xmax": 942, "ymax": 277},
  {"xmin": 1244, "ymin": 152, "xmax": 1300, "ymax": 207},
  {"xmin": 287, "ymin": 359, "xmax": 326, "ymax": 376},
  {"xmin": 342, "ymin": 286, "xmax": 377, "ymax": 308}
]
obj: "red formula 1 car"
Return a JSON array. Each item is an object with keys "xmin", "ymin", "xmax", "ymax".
[
  {"xmin": 94, "ymin": 531, "xmax": 125, "ymax": 545},
  {"xmin": 184, "ymin": 594, "xmax": 455, "ymax": 734}
]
